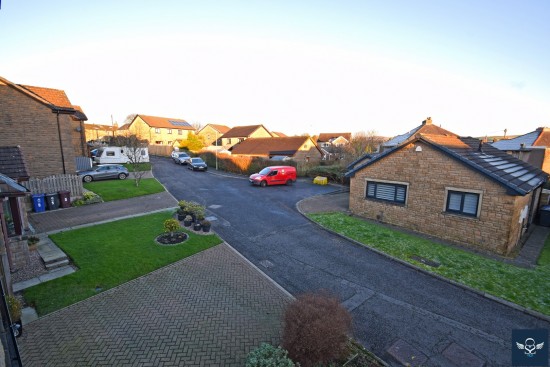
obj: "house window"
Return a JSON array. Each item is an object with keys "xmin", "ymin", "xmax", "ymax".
[
  {"xmin": 167, "ymin": 141, "xmax": 172, "ymax": 145},
  {"xmin": 228, "ymin": 138, "xmax": 232, "ymax": 144},
  {"xmin": 168, "ymin": 129, "xmax": 173, "ymax": 134},
  {"xmin": 366, "ymin": 181, "xmax": 407, "ymax": 204},
  {"xmin": 155, "ymin": 128, "xmax": 160, "ymax": 134},
  {"xmin": 155, "ymin": 141, "xmax": 162, "ymax": 145},
  {"xmin": 178, "ymin": 130, "xmax": 183, "ymax": 135},
  {"xmin": 446, "ymin": 190, "xmax": 479, "ymax": 217}
]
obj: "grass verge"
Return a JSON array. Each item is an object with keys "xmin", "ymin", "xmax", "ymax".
[
  {"xmin": 123, "ymin": 162, "xmax": 152, "ymax": 172},
  {"xmin": 24, "ymin": 212, "xmax": 222, "ymax": 316},
  {"xmin": 84, "ymin": 178, "xmax": 165, "ymax": 201},
  {"xmin": 308, "ymin": 212, "xmax": 550, "ymax": 316}
]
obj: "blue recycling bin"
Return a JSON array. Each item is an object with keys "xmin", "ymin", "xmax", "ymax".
[{"xmin": 32, "ymin": 193, "xmax": 46, "ymax": 213}]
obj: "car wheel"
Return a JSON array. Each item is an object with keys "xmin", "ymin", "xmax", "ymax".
[
  {"xmin": 286, "ymin": 179, "xmax": 292, "ymax": 186},
  {"xmin": 260, "ymin": 180, "xmax": 267, "ymax": 187},
  {"xmin": 118, "ymin": 173, "xmax": 127, "ymax": 180},
  {"xmin": 83, "ymin": 175, "xmax": 93, "ymax": 183}
]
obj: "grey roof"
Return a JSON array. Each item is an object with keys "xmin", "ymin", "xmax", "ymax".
[
  {"xmin": 347, "ymin": 135, "xmax": 547, "ymax": 196},
  {"xmin": 491, "ymin": 131, "xmax": 540, "ymax": 150},
  {"xmin": 0, "ymin": 146, "xmax": 29, "ymax": 179},
  {"xmin": 0, "ymin": 173, "xmax": 29, "ymax": 195}
]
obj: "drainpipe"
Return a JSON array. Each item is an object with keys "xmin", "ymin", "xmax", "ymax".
[{"xmin": 55, "ymin": 111, "xmax": 67, "ymax": 174}]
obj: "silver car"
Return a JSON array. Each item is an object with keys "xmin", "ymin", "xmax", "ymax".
[{"xmin": 78, "ymin": 164, "xmax": 129, "ymax": 182}]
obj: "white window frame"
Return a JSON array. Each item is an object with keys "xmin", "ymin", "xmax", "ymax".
[
  {"xmin": 155, "ymin": 128, "xmax": 160, "ymax": 134},
  {"xmin": 365, "ymin": 178, "xmax": 409, "ymax": 205},
  {"xmin": 444, "ymin": 187, "xmax": 483, "ymax": 218}
]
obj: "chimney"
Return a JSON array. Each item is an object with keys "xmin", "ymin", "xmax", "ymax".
[{"xmin": 422, "ymin": 117, "xmax": 432, "ymax": 125}]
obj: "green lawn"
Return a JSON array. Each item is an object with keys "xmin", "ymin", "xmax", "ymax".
[
  {"xmin": 123, "ymin": 162, "xmax": 152, "ymax": 172},
  {"xmin": 83, "ymin": 178, "xmax": 165, "ymax": 201},
  {"xmin": 24, "ymin": 212, "xmax": 222, "ymax": 315},
  {"xmin": 308, "ymin": 212, "xmax": 550, "ymax": 315}
]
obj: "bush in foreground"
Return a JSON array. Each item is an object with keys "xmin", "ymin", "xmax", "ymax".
[
  {"xmin": 245, "ymin": 343, "xmax": 295, "ymax": 367},
  {"xmin": 282, "ymin": 292, "xmax": 352, "ymax": 367}
]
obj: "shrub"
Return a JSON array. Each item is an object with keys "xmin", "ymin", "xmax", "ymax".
[
  {"xmin": 6, "ymin": 295, "xmax": 22, "ymax": 321},
  {"xmin": 282, "ymin": 292, "xmax": 352, "ymax": 367},
  {"xmin": 245, "ymin": 343, "xmax": 295, "ymax": 367},
  {"xmin": 187, "ymin": 201, "xmax": 205, "ymax": 219},
  {"xmin": 163, "ymin": 219, "xmax": 180, "ymax": 234},
  {"xmin": 304, "ymin": 165, "xmax": 348, "ymax": 184}
]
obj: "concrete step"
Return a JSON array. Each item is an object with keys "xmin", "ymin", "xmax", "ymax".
[
  {"xmin": 45, "ymin": 258, "xmax": 70, "ymax": 270},
  {"xmin": 37, "ymin": 238, "xmax": 69, "ymax": 266}
]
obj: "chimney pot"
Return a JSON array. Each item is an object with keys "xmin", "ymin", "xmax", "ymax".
[{"xmin": 423, "ymin": 117, "xmax": 432, "ymax": 125}]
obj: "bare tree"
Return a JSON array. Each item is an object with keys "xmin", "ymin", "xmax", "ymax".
[
  {"xmin": 123, "ymin": 113, "xmax": 138, "ymax": 126},
  {"xmin": 348, "ymin": 130, "xmax": 385, "ymax": 158},
  {"xmin": 190, "ymin": 121, "xmax": 203, "ymax": 132},
  {"xmin": 106, "ymin": 134, "xmax": 149, "ymax": 187}
]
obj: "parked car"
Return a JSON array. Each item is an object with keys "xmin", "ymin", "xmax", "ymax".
[
  {"xmin": 77, "ymin": 164, "xmax": 129, "ymax": 182},
  {"xmin": 174, "ymin": 152, "xmax": 190, "ymax": 165},
  {"xmin": 171, "ymin": 150, "xmax": 180, "ymax": 160},
  {"xmin": 249, "ymin": 166, "xmax": 296, "ymax": 187},
  {"xmin": 188, "ymin": 157, "xmax": 208, "ymax": 171}
]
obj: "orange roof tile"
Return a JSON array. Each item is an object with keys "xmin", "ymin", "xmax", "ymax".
[
  {"xmin": 19, "ymin": 85, "xmax": 73, "ymax": 108},
  {"xmin": 231, "ymin": 136, "xmax": 311, "ymax": 156},
  {"xmin": 220, "ymin": 125, "xmax": 271, "ymax": 138},
  {"xmin": 137, "ymin": 115, "xmax": 194, "ymax": 129}
]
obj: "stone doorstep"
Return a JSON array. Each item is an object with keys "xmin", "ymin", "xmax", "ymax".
[
  {"xmin": 21, "ymin": 307, "xmax": 38, "ymax": 325},
  {"xmin": 37, "ymin": 240, "xmax": 68, "ymax": 264}
]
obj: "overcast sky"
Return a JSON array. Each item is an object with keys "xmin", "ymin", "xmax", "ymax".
[{"xmin": 1, "ymin": 0, "xmax": 548, "ymax": 138}]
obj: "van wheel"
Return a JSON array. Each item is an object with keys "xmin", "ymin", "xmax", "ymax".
[
  {"xmin": 260, "ymin": 180, "xmax": 267, "ymax": 187},
  {"xmin": 286, "ymin": 180, "xmax": 293, "ymax": 186},
  {"xmin": 83, "ymin": 175, "xmax": 93, "ymax": 183},
  {"xmin": 118, "ymin": 173, "xmax": 127, "ymax": 180}
]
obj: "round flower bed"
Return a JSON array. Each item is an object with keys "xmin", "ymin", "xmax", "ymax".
[{"xmin": 155, "ymin": 232, "xmax": 188, "ymax": 246}]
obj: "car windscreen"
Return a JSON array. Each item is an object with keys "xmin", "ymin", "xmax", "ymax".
[
  {"xmin": 178, "ymin": 153, "xmax": 189, "ymax": 157},
  {"xmin": 191, "ymin": 158, "xmax": 203, "ymax": 163},
  {"xmin": 259, "ymin": 167, "xmax": 271, "ymax": 175}
]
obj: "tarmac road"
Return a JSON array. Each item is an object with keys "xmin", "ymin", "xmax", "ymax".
[{"xmin": 153, "ymin": 156, "xmax": 550, "ymax": 367}]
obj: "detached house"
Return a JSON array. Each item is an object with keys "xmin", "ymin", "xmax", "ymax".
[
  {"xmin": 218, "ymin": 125, "xmax": 272, "ymax": 148},
  {"xmin": 317, "ymin": 133, "xmax": 352, "ymax": 148},
  {"xmin": 127, "ymin": 114, "xmax": 194, "ymax": 146},
  {"xmin": 492, "ymin": 127, "xmax": 550, "ymax": 174},
  {"xmin": 0, "ymin": 76, "xmax": 88, "ymax": 177},
  {"xmin": 346, "ymin": 134, "xmax": 547, "ymax": 256},
  {"xmin": 231, "ymin": 136, "xmax": 323, "ymax": 162},
  {"xmin": 197, "ymin": 124, "xmax": 230, "ymax": 146}
]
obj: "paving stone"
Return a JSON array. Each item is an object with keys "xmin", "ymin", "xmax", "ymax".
[
  {"xmin": 18, "ymin": 244, "xmax": 291, "ymax": 366},
  {"xmin": 442, "ymin": 342, "xmax": 485, "ymax": 367},
  {"xmin": 387, "ymin": 339, "xmax": 428, "ymax": 367}
]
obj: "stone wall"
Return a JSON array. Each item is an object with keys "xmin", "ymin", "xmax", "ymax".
[
  {"xmin": 349, "ymin": 141, "xmax": 533, "ymax": 255},
  {"xmin": 0, "ymin": 83, "xmax": 76, "ymax": 177},
  {"xmin": 8, "ymin": 237, "xmax": 30, "ymax": 271}
]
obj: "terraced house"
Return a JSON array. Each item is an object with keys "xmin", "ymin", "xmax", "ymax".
[
  {"xmin": 346, "ymin": 133, "xmax": 547, "ymax": 256},
  {"xmin": 127, "ymin": 114, "xmax": 195, "ymax": 146}
]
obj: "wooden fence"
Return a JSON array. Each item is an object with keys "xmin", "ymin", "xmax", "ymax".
[
  {"xmin": 24, "ymin": 174, "xmax": 84, "ymax": 197},
  {"xmin": 148, "ymin": 145, "xmax": 173, "ymax": 157}
]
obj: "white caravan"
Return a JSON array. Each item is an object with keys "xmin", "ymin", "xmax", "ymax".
[{"xmin": 93, "ymin": 146, "xmax": 150, "ymax": 164}]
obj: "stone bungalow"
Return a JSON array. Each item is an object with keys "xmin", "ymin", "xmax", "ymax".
[{"xmin": 346, "ymin": 134, "xmax": 547, "ymax": 256}]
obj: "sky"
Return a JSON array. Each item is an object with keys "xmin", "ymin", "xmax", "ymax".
[{"xmin": 1, "ymin": 0, "xmax": 549, "ymax": 138}]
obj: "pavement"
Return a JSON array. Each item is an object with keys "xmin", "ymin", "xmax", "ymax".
[{"xmin": 19, "ymin": 179, "xmax": 549, "ymax": 366}]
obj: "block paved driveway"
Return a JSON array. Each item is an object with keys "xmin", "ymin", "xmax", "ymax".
[{"xmin": 18, "ymin": 244, "xmax": 291, "ymax": 366}]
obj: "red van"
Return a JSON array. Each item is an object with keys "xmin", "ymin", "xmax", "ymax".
[{"xmin": 249, "ymin": 166, "xmax": 297, "ymax": 187}]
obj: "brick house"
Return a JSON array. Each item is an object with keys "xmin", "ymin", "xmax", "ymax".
[
  {"xmin": 217, "ymin": 125, "xmax": 272, "ymax": 148},
  {"xmin": 0, "ymin": 146, "xmax": 32, "ymax": 289},
  {"xmin": 316, "ymin": 133, "xmax": 352, "ymax": 148},
  {"xmin": 346, "ymin": 134, "xmax": 547, "ymax": 256},
  {"xmin": 85, "ymin": 123, "xmax": 118, "ymax": 142},
  {"xmin": 231, "ymin": 136, "xmax": 323, "ymax": 162},
  {"xmin": 197, "ymin": 124, "xmax": 230, "ymax": 146},
  {"xmin": 492, "ymin": 127, "xmax": 550, "ymax": 174},
  {"xmin": 126, "ymin": 114, "xmax": 195, "ymax": 146},
  {"xmin": 381, "ymin": 117, "xmax": 456, "ymax": 152},
  {"xmin": 0, "ymin": 76, "xmax": 88, "ymax": 177}
]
